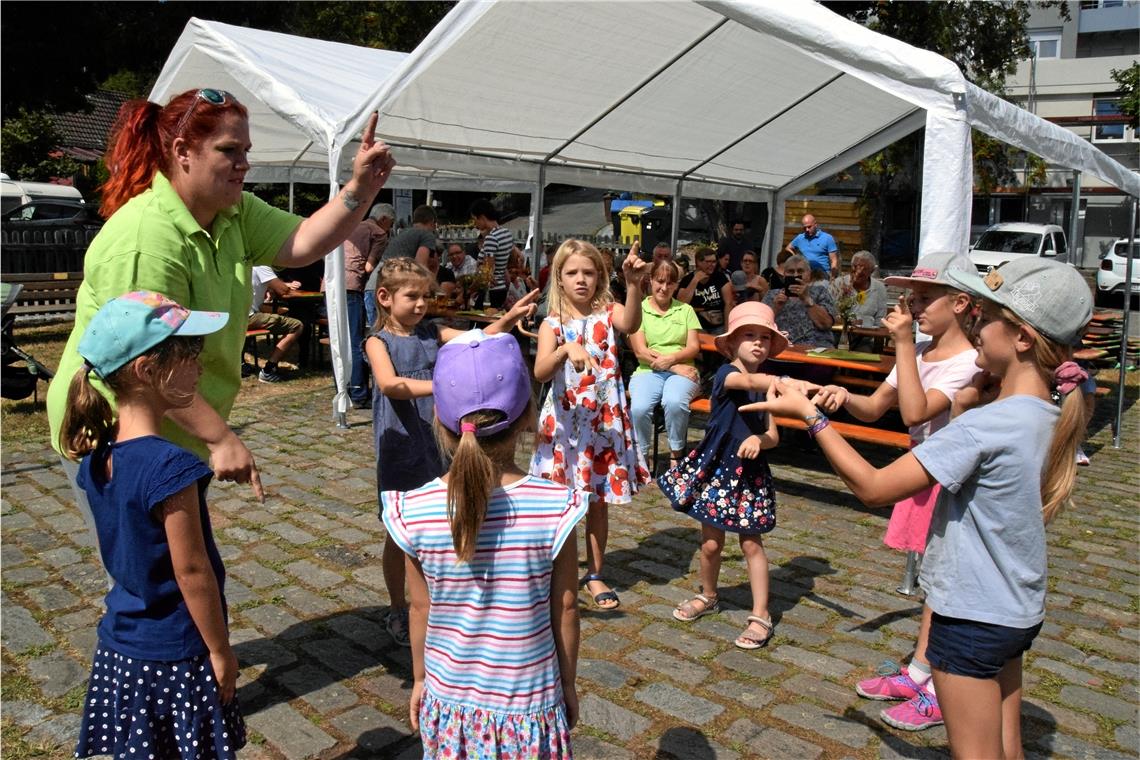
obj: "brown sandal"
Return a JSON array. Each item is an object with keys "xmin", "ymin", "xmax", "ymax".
[
  {"xmin": 734, "ymin": 615, "xmax": 773, "ymax": 650},
  {"xmin": 672, "ymin": 593, "xmax": 719, "ymax": 622}
]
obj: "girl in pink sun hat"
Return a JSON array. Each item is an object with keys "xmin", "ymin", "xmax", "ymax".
[{"xmin": 658, "ymin": 302, "xmax": 792, "ymax": 649}]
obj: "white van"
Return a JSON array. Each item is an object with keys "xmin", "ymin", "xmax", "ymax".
[
  {"xmin": 968, "ymin": 223, "xmax": 1069, "ymax": 273},
  {"xmin": 0, "ymin": 174, "xmax": 84, "ymax": 216}
]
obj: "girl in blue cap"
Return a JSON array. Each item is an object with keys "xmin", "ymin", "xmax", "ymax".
[
  {"xmin": 746, "ymin": 257, "xmax": 1093, "ymax": 760},
  {"xmin": 382, "ymin": 329, "xmax": 586, "ymax": 759},
  {"xmin": 60, "ymin": 291, "xmax": 244, "ymax": 760}
]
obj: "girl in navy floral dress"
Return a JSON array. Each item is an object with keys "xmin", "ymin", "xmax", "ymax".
[{"xmin": 659, "ymin": 302, "xmax": 787, "ymax": 650}]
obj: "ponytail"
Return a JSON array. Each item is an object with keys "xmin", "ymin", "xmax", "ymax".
[
  {"xmin": 433, "ymin": 401, "xmax": 536, "ymax": 563},
  {"xmin": 1004, "ymin": 308, "xmax": 1087, "ymax": 523},
  {"xmin": 100, "ymin": 89, "xmax": 250, "ymax": 218},
  {"xmin": 59, "ymin": 365, "xmax": 117, "ymax": 461},
  {"xmin": 59, "ymin": 335, "xmax": 205, "ymax": 461},
  {"xmin": 100, "ymin": 100, "xmax": 166, "ymax": 217},
  {"xmin": 1041, "ymin": 387, "xmax": 1085, "ymax": 524}
]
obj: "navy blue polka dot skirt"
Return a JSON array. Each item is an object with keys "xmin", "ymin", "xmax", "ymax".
[{"xmin": 75, "ymin": 641, "xmax": 246, "ymax": 759}]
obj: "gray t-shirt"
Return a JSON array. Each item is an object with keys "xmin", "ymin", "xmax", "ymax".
[
  {"xmin": 384, "ymin": 227, "xmax": 438, "ymax": 262},
  {"xmin": 367, "ymin": 227, "xmax": 438, "ymax": 291},
  {"xmin": 913, "ymin": 395, "xmax": 1059, "ymax": 629}
]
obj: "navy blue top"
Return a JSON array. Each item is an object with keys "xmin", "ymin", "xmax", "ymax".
[
  {"xmin": 712, "ymin": 364, "xmax": 769, "ymax": 440},
  {"xmin": 78, "ymin": 436, "xmax": 225, "ymax": 660}
]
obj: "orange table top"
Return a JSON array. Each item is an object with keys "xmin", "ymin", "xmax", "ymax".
[{"xmin": 699, "ymin": 332, "xmax": 895, "ymax": 374}]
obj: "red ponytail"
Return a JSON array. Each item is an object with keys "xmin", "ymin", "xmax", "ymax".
[{"xmin": 99, "ymin": 89, "xmax": 249, "ymax": 218}]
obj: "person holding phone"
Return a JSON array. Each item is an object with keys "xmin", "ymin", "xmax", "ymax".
[
  {"xmin": 678, "ymin": 247, "xmax": 736, "ymax": 334},
  {"xmin": 761, "ymin": 254, "xmax": 836, "ymax": 348}
]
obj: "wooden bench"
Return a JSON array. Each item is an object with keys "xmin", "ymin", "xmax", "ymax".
[{"xmin": 2, "ymin": 272, "xmax": 83, "ymax": 316}]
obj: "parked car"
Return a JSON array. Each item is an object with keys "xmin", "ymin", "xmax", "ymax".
[
  {"xmin": 1, "ymin": 199, "xmax": 103, "ymax": 274},
  {"xmin": 968, "ymin": 223, "xmax": 1068, "ymax": 273},
  {"xmin": 0, "ymin": 175, "xmax": 84, "ymax": 216},
  {"xmin": 1095, "ymin": 238, "xmax": 1140, "ymax": 307},
  {"xmin": 2, "ymin": 199, "xmax": 101, "ymax": 225}
]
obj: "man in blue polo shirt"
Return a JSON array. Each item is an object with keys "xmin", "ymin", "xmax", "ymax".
[{"xmin": 786, "ymin": 213, "xmax": 839, "ymax": 279}]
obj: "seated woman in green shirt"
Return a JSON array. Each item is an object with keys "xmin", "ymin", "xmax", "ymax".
[
  {"xmin": 628, "ymin": 259, "xmax": 703, "ymax": 468},
  {"xmin": 48, "ymin": 88, "xmax": 397, "ymax": 507}
]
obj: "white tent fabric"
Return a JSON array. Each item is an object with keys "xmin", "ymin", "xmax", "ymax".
[
  {"xmin": 361, "ymin": 0, "xmax": 1137, "ymax": 254},
  {"xmin": 150, "ymin": 19, "xmax": 537, "ymax": 424},
  {"xmin": 150, "ymin": 3, "xmax": 1139, "ymax": 425}
]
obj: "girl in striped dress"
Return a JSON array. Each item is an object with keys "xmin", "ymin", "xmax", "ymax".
[{"xmin": 382, "ymin": 330, "xmax": 586, "ymax": 759}]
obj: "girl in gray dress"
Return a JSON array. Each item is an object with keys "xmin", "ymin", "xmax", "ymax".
[{"xmin": 365, "ymin": 257, "xmax": 538, "ymax": 646}]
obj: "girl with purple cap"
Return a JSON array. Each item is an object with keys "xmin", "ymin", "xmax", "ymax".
[
  {"xmin": 60, "ymin": 292, "xmax": 245, "ymax": 759},
  {"xmin": 746, "ymin": 257, "xmax": 1093, "ymax": 759},
  {"xmin": 381, "ymin": 330, "xmax": 586, "ymax": 759},
  {"xmin": 658, "ymin": 301, "xmax": 788, "ymax": 650},
  {"xmin": 814, "ymin": 251, "xmax": 981, "ymax": 731},
  {"xmin": 365, "ymin": 257, "xmax": 539, "ymax": 647}
]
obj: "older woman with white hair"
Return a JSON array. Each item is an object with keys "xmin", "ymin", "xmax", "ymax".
[{"xmin": 831, "ymin": 250, "xmax": 888, "ymax": 350}]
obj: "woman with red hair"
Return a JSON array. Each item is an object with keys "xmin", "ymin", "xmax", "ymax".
[{"xmin": 48, "ymin": 88, "xmax": 396, "ymax": 502}]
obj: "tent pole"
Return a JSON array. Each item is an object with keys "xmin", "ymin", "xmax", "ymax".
[
  {"xmin": 1068, "ymin": 170, "xmax": 1081, "ymax": 266},
  {"xmin": 1113, "ymin": 196, "xmax": 1137, "ymax": 448},
  {"xmin": 671, "ymin": 179, "xmax": 683, "ymax": 254},
  {"xmin": 767, "ymin": 194, "xmax": 787, "ymax": 270},
  {"xmin": 533, "ymin": 164, "xmax": 546, "ymax": 279}
]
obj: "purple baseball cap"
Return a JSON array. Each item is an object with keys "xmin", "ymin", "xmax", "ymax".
[{"xmin": 433, "ymin": 330, "xmax": 532, "ymax": 436}]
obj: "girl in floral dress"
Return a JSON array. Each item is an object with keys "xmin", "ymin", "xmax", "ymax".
[
  {"xmin": 531, "ymin": 239, "xmax": 649, "ymax": 610},
  {"xmin": 658, "ymin": 302, "xmax": 787, "ymax": 649}
]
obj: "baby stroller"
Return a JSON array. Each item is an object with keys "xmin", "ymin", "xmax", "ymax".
[{"xmin": 1, "ymin": 283, "xmax": 55, "ymax": 401}]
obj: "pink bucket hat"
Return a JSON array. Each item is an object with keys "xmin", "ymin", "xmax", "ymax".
[{"xmin": 714, "ymin": 302, "xmax": 789, "ymax": 358}]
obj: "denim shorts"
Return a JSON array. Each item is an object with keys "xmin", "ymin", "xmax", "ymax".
[{"xmin": 926, "ymin": 612, "xmax": 1043, "ymax": 679}]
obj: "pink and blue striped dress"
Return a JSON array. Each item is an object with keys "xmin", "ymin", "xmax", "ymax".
[{"xmin": 381, "ymin": 475, "xmax": 587, "ymax": 760}]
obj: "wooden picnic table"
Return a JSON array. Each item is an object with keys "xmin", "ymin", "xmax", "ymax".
[{"xmin": 697, "ymin": 333, "xmax": 895, "ymax": 375}]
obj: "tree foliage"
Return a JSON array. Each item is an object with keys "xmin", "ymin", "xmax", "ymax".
[
  {"xmin": 1110, "ymin": 62, "xmax": 1140, "ymax": 130},
  {"xmin": 0, "ymin": 109, "xmax": 81, "ymax": 182},
  {"xmin": 836, "ymin": 1, "xmax": 1067, "ymax": 252}
]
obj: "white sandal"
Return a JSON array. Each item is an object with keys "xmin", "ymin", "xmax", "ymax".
[{"xmin": 672, "ymin": 593, "xmax": 719, "ymax": 622}]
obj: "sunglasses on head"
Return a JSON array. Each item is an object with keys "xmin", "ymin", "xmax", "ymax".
[{"xmin": 174, "ymin": 88, "xmax": 237, "ymax": 138}]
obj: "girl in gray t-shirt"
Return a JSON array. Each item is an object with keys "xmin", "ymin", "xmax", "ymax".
[{"xmin": 743, "ymin": 258, "xmax": 1092, "ymax": 760}]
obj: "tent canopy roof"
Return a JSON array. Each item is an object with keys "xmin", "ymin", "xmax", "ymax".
[{"xmin": 151, "ymin": 2, "xmax": 1137, "ymax": 200}]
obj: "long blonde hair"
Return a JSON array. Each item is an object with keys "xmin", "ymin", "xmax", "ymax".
[
  {"xmin": 432, "ymin": 401, "xmax": 536, "ymax": 563},
  {"xmin": 374, "ymin": 257, "xmax": 432, "ymax": 332},
  {"xmin": 544, "ymin": 239, "xmax": 612, "ymax": 320},
  {"xmin": 1000, "ymin": 307, "xmax": 1086, "ymax": 524},
  {"xmin": 59, "ymin": 336, "xmax": 204, "ymax": 461}
]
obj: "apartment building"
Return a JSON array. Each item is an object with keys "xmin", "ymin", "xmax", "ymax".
[{"xmin": 993, "ymin": 0, "xmax": 1138, "ymax": 266}]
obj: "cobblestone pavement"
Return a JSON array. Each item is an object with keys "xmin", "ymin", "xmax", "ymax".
[{"xmin": 3, "ymin": 384, "xmax": 1137, "ymax": 759}]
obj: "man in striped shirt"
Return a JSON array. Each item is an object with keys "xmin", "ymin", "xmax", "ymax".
[{"xmin": 470, "ymin": 198, "xmax": 515, "ymax": 308}]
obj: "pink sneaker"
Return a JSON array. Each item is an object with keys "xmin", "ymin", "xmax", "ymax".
[
  {"xmin": 855, "ymin": 664, "xmax": 922, "ymax": 701},
  {"xmin": 881, "ymin": 691, "xmax": 943, "ymax": 731}
]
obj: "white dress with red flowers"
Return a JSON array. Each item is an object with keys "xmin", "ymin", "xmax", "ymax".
[{"xmin": 530, "ymin": 305, "xmax": 649, "ymax": 504}]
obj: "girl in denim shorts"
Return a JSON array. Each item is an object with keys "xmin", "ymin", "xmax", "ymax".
[{"xmin": 747, "ymin": 257, "xmax": 1092, "ymax": 759}]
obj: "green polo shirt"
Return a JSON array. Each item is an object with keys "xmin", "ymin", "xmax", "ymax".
[
  {"xmin": 47, "ymin": 171, "xmax": 302, "ymax": 459},
  {"xmin": 634, "ymin": 298, "xmax": 702, "ymax": 375}
]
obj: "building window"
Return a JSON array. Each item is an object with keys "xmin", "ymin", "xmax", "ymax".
[
  {"xmin": 1079, "ymin": 1, "xmax": 1124, "ymax": 9},
  {"xmin": 1093, "ymin": 97, "xmax": 1127, "ymax": 141},
  {"xmin": 1029, "ymin": 28, "xmax": 1062, "ymax": 59}
]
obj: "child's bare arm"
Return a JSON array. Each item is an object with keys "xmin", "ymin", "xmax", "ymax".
[
  {"xmin": 365, "ymin": 335, "xmax": 433, "ymax": 399},
  {"xmin": 550, "ymin": 535, "xmax": 580, "ymax": 728},
  {"xmin": 162, "ymin": 485, "xmax": 236, "ymax": 703},
  {"xmin": 485, "ymin": 289, "xmax": 540, "ymax": 335},
  {"xmin": 612, "ymin": 254, "xmax": 646, "ymax": 334},
  {"xmin": 723, "ymin": 370, "xmax": 818, "ymax": 397},
  {"xmin": 759, "ymin": 408, "xmax": 779, "ymax": 449},
  {"xmin": 405, "ymin": 554, "xmax": 429, "ymax": 731},
  {"xmin": 816, "ymin": 382, "xmax": 897, "ymax": 422},
  {"xmin": 743, "ymin": 383, "xmax": 937, "ymax": 506}
]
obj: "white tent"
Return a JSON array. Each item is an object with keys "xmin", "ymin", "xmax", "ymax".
[
  {"xmin": 152, "ymin": 2, "xmax": 1139, "ymax": 424},
  {"xmin": 151, "ymin": 19, "xmax": 536, "ymax": 426}
]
